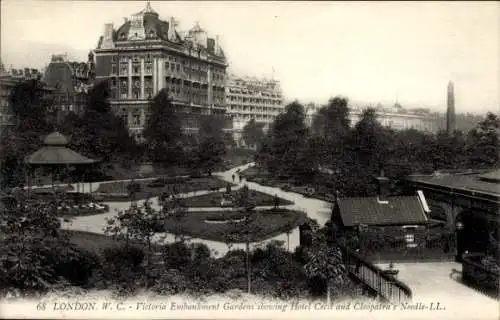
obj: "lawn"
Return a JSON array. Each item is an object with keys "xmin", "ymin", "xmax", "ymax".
[
  {"xmin": 222, "ymin": 148, "xmax": 256, "ymax": 169},
  {"xmin": 64, "ymin": 230, "xmax": 161, "ymax": 255},
  {"xmin": 94, "ymin": 177, "xmax": 234, "ymax": 202},
  {"xmin": 180, "ymin": 190, "xmax": 294, "ymax": 208},
  {"xmin": 159, "ymin": 209, "xmax": 308, "ymax": 243}
]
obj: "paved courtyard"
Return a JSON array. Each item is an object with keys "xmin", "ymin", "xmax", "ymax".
[{"xmin": 376, "ymin": 261, "xmax": 499, "ymax": 319}]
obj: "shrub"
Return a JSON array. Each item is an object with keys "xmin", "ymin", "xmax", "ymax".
[
  {"xmin": 103, "ymin": 245, "xmax": 145, "ymax": 268},
  {"xmin": 162, "ymin": 242, "xmax": 191, "ymax": 269},
  {"xmin": 126, "ymin": 182, "xmax": 141, "ymax": 194},
  {"xmin": 101, "ymin": 245, "xmax": 145, "ymax": 286},
  {"xmin": 50, "ymin": 246, "xmax": 101, "ymax": 287}
]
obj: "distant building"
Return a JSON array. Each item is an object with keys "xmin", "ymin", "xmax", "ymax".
[
  {"xmin": 43, "ymin": 53, "xmax": 96, "ymax": 116},
  {"xmin": 0, "ymin": 62, "xmax": 47, "ymax": 135},
  {"xmin": 349, "ymin": 103, "xmax": 436, "ymax": 132},
  {"xmin": 305, "ymin": 103, "xmax": 321, "ymax": 128},
  {"xmin": 93, "ymin": 1, "xmax": 229, "ymax": 140},
  {"xmin": 306, "ymin": 102, "xmax": 436, "ymax": 132},
  {"xmin": 225, "ymin": 74, "xmax": 284, "ymax": 146},
  {"xmin": 446, "ymin": 81, "xmax": 456, "ymax": 134}
]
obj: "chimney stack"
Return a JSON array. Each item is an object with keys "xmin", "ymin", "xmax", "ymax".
[
  {"xmin": 101, "ymin": 23, "xmax": 115, "ymax": 49},
  {"xmin": 376, "ymin": 169, "xmax": 390, "ymax": 202}
]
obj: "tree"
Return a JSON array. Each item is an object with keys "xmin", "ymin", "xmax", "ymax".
[
  {"xmin": 86, "ymin": 80, "xmax": 111, "ymax": 114},
  {"xmin": 264, "ymin": 101, "xmax": 310, "ymax": 178},
  {"xmin": 8, "ymin": 79, "xmax": 52, "ymax": 125},
  {"xmin": 60, "ymin": 80, "xmax": 138, "ymax": 163},
  {"xmin": 304, "ymin": 234, "xmax": 347, "ymax": 305},
  {"xmin": 1, "ymin": 80, "xmax": 53, "ymax": 188},
  {"xmin": 242, "ymin": 119, "xmax": 265, "ymax": 149},
  {"xmin": 232, "ymin": 184, "xmax": 261, "ymax": 294},
  {"xmin": 104, "ymin": 199, "xmax": 168, "ymax": 287},
  {"xmin": 310, "ymin": 97, "xmax": 351, "ymax": 168},
  {"xmin": 0, "ymin": 199, "xmax": 99, "ymax": 294},
  {"xmin": 430, "ymin": 130, "xmax": 468, "ymax": 170},
  {"xmin": 467, "ymin": 112, "xmax": 499, "ymax": 168},
  {"xmin": 196, "ymin": 115, "xmax": 227, "ymax": 173},
  {"xmin": 143, "ymin": 89, "xmax": 183, "ymax": 165}
]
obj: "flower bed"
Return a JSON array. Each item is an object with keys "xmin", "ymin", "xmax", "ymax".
[
  {"xmin": 180, "ymin": 190, "xmax": 293, "ymax": 208},
  {"xmin": 157, "ymin": 209, "xmax": 307, "ymax": 243},
  {"xmin": 94, "ymin": 177, "xmax": 233, "ymax": 202},
  {"xmin": 57, "ymin": 202, "xmax": 110, "ymax": 217}
]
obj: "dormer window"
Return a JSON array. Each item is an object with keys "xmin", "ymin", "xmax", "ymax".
[{"xmin": 120, "ymin": 33, "xmax": 126, "ymax": 39}]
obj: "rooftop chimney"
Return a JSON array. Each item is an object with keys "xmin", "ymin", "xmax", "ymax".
[{"xmin": 376, "ymin": 169, "xmax": 390, "ymax": 203}]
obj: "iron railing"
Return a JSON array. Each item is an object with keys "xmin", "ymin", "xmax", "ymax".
[
  {"xmin": 462, "ymin": 253, "xmax": 500, "ymax": 297},
  {"xmin": 342, "ymin": 246, "xmax": 413, "ymax": 304}
]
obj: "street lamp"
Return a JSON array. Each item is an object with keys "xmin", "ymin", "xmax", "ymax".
[{"xmin": 455, "ymin": 221, "xmax": 465, "ymax": 261}]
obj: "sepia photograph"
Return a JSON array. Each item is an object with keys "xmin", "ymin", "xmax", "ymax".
[{"xmin": 0, "ymin": 1, "xmax": 499, "ymax": 319}]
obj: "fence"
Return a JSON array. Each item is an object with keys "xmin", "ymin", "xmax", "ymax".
[
  {"xmin": 462, "ymin": 253, "xmax": 500, "ymax": 297},
  {"xmin": 346, "ymin": 230, "xmax": 456, "ymax": 263},
  {"xmin": 342, "ymin": 246, "xmax": 413, "ymax": 304}
]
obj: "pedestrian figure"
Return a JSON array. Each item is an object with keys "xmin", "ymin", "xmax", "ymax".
[
  {"xmin": 274, "ymin": 193, "xmax": 280, "ymax": 209},
  {"xmin": 238, "ymin": 175, "xmax": 242, "ymax": 183},
  {"xmin": 232, "ymin": 174, "xmax": 235, "ymax": 182}
]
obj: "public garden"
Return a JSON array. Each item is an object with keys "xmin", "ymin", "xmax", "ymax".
[{"xmin": 0, "ymin": 80, "xmax": 498, "ymax": 305}]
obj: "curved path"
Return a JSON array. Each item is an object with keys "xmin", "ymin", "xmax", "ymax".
[
  {"xmin": 59, "ymin": 163, "xmax": 498, "ymax": 317},
  {"xmin": 61, "ymin": 163, "xmax": 333, "ymax": 257}
]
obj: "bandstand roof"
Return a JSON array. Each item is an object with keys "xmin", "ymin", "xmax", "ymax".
[{"xmin": 25, "ymin": 132, "xmax": 98, "ymax": 165}]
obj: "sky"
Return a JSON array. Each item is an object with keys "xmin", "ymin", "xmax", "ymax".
[{"xmin": 1, "ymin": 1, "xmax": 499, "ymax": 114}]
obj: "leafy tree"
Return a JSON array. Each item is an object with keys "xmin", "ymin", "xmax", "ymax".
[
  {"xmin": 60, "ymin": 80, "xmax": 137, "ymax": 163},
  {"xmin": 8, "ymin": 79, "xmax": 52, "ymax": 124},
  {"xmin": 0, "ymin": 199, "xmax": 99, "ymax": 294},
  {"xmin": 430, "ymin": 130, "xmax": 468, "ymax": 170},
  {"xmin": 86, "ymin": 80, "xmax": 111, "ymax": 114},
  {"xmin": 348, "ymin": 108, "xmax": 391, "ymax": 170},
  {"xmin": 303, "ymin": 232, "xmax": 347, "ymax": 305},
  {"xmin": 1, "ymin": 80, "xmax": 54, "ymax": 188},
  {"xmin": 264, "ymin": 101, "xmax": 310, "ymax": 178},
  {"xmin": 242, "ymin": 119, "xmax": 265, "ymax": 149},
  {"xmin": 196, "ymin": 114, "xmax": 227, "ymax": 173},
  {"xmin": 467, "ymin": 112, "xmax": 499, "ymax": 168},
  {"xmin": 104, "ymin": 200, "xmax": 168, "ymax": 287},
  {"xmin": 143, "ymin": 89, "xmax": 183, "ymax": 165}
]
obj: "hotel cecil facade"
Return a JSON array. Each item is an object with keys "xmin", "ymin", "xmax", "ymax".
[
  {"xmin": 225, "ymin": 74, "xmax": 284, "ymax": 146},
  {"xmin": 93, "ymin": 2, "xmax": 229, "ymax": 140}
]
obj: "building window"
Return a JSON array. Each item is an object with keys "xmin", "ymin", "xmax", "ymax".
[
  {"xmin": 133, "ymin": 66, "xmax": 139, "ymax": 74},
  {"xmin": 111, "ymin": 65, "xmax": 117, "ymax": 75},
  {"xmin": 132, "ymin": 114, "xmax": 140, "ymax": 126}
]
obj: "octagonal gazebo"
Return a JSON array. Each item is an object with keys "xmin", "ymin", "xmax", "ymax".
[{"xmin": 24, "ymin": 132, "xmax": 100, "ymax": 194}]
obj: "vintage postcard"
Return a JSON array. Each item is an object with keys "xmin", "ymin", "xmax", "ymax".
[{"xmin": 0, "ymin": 0, "xmax": 499, "ymax": 319}]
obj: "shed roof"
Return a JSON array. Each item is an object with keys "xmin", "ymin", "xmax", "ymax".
[{"xmin": 336, "ymin": 196, "xmax": 428, "ymax": 227}]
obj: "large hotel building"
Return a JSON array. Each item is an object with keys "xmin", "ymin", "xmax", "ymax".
[
  {"xmin": 225, "ymin": 74, "xmax": 284, "ymax": 146},
  {"xmin": 93, "ymin": 2, "xmax": 228, "ymax": 140}
]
